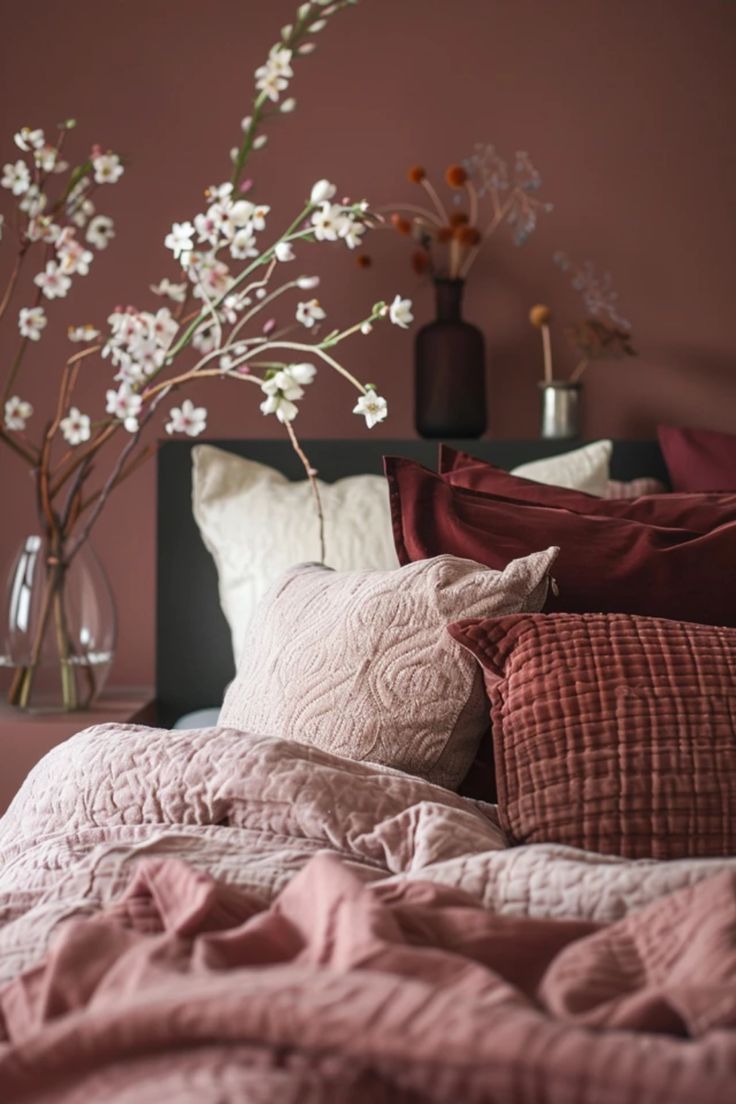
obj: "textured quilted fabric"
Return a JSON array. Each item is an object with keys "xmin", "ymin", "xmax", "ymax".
[
  {"xmin": 191, "ymin": 445, "xmax": 399, "ymax": 664},
  {"xmin": 219, "ymin": 550, "xmax": 558, "ymax": 789},
  {"xmin": 3, "ymin": 721, "xmax": 736, "ymax": 998},
  {"xmin": 450, "ymin": 613, "xmax": 736, "ymax": 860}
]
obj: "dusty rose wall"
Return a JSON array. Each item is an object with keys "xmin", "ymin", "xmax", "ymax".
[{"xmin": 1, "ymin": 0, "xmax": 735, "ymax": 687}]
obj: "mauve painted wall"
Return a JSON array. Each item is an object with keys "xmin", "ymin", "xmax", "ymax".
[{"xmin": 1, "ymin": 0, "xmax": 734, "ymax": 687}]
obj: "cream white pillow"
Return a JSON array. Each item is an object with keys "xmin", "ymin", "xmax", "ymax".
[
  {"xmin": 511, "ymin": 439, "xmax": 612, "ymax": 495},
  {"xmin": 192, "ymin": 445, "xmax": 398, "ymax": 664}
]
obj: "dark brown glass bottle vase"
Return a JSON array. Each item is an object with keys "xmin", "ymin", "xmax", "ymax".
[{"xmin": 414, "ymin": 278, "xmax": 487, "ymax": 438}]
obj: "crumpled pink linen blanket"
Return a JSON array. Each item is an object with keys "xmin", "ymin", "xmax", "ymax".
[{"xmin": 1, "ymin": 853, "xmax": 736, "ymax": 1104}]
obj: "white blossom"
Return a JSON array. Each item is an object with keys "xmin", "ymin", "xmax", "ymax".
[
  {"xmin": 34, "ymin": 145, "xmax": 67, "ymax": 173},
  {"xmin": 150, "ymin": 277, "xmax": 187, "ymax": 303},
  {"xmin": 86, "ymin": 214, "xmax": 115, "ymax": 249},
  {"xmin": 353, "ymin": 389, "xmax": 388, "ymax": 428},
  {"xmin": 274, "ymin": 240, "xmax": 295, "ymax": 262},
  {"xmin": 164, "ymin": 221, "xmax": 195, "ymax": 262},
  {"xmin": 56, "ymin": 231, "xmax": 94, "ymax": 275},
  {"xmin": 296, "ymin": 275, "xmax": 320, "ymax": 290},
  {"xmin": 68, "ymin": 324, "xmax": 100, "ymax": 343},
  {"xmin": 60, "ymin": 406, "xmax": 91, "ymax": 445},
  {"xmin": 311, "ymin": 202, "xmax": 343, "ymax": 241},
  {"xmin": 389, "ymin": 294, "xmax": 414, "ymax": 329},
  {"xmin": 230, "ymin": 226, "xmax": 257, "ymax": 260},
  {"xmin": 255, "ymin": 46, "xmax": 293, "ymax": 102},
  {"xmin": 288, "ymin": 362, "xmax": 317, "ymax": 385},
  {"xmin": 19, "ymin": 184, "xmax": 46, "ymax": 216},
  {"xmin": 26, "ymin": 215, "xmax": 59, "ymax": 243},
  {"xmin": 296, "ymin": 298, "xmax": 326, "ymax": 328},
  {"xmin": 14, "ymin": 127, "xmax": 44, "ymax": 152},
  {"xmin": 165, "ymin": 398, "xmax": 207, "ymax": 437},
  {"xmin": 253, "ymin": 134, "xmax": 268, "ymax": 150},
  {"xmin": 260, "ymin": 392, "xmax": 299, "ymax": 423},
  {"xmin": 4, "ymin": 396, "xmax": 33, "ymax": 432},
  {"xmin": 310, "ymin": 179, "xmax": 336, "ymax": 205},
  {"xmin": 18, "ymin": 306, "xmax": 47, "ymax": 341},
  {"xmin": 250, "ymin": 204, "xmax": 269, "ymax": 231},
  {"xmin": 205, "ymin": 182, "xmax": 233, "ymax": 204},
  {"xmin": 1, "ymin": 160, "xmax": 31, "ymax": 195},
  {"xmin": 105, "ymin": 383, "xmax": 142, "ymax": 432},
  {"xmin": 151, "ymin": 307, "xmax": 178, "ymax": 350},
  {"xmin": 338, "ymin": 216, "xmax": 366, "ymax": 250},
  {"xmin": 360, "ymin": 321, "xmax": 373, "ymax": 335},
  {"xmin": 280, "ymin": 97, "xmax": 296, "ymax": 113},
  {"xmin": 34, "ymin": 261, "xmax": 71, "ymax": 300},
  {"xmin": 92, "ymin": 151, "xmax": 124, "ymax": 184}
]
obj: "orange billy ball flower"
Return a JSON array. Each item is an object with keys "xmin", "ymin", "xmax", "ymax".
[
  {"xmin": 529, "ymin": 304, "xmax": 552, "ymax": 328},
  {"xmin": 449, "ymin": 211, "xmax": 469, "ymax": 227},
  {"xmin": 411, "ymin": 249, "xmax": 430, "ymax": 274},
  {"xmin": 356, "ymin": 253, "xmax": 372, "ymax": 268},
  {"xmin": 390, "ymin": 212, "xmax": 413, "ymax": 235},
  {"xmin": 437, "ymin": 225, "xmax": 453, "ymax": 243},
  {"xmin": 407, "ymin": 165, "xmax": 426, "ymax": 183},
  {"xmin": 458, "ymin": 225, "xmax": 482, "ymax": 246},
  {"xmin": 445, "ymin": 164, "xmax": 468, "ymax": 188}
]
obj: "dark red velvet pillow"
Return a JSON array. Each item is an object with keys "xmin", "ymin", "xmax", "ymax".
[
  {"xmin": 658, "ymin": 425, "xmax": 736, "ymax": 492},
  {"xmin": 449, "ymin": 612, "xmax": 736, "ymax": 860},
  {"xmin": 385, "ymin": 456, "xmax": 736, "ymax": 627},
  {"xmin": 439, "ymin": 445, "xmax": 736, "ymax": 532}
]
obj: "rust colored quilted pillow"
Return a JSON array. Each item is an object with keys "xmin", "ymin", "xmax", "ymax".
[{"xmin": 448, "ymin": 613, "xmax": 736, "ymax": 860}]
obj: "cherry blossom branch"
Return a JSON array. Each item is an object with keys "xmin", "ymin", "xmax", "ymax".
[
  {"xmin": 65, "ymin": 391, "xmax": 167, "ymax": 563},
  {"xmin": 0, "ymin": 425, "xmax": 38, "ymax": 465}
]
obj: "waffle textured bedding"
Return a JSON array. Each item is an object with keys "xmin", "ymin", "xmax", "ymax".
[{"xmin": 0, "ymin": 723, "xmax": 735, "ymax": 1103}]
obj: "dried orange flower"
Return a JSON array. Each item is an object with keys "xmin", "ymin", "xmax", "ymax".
[
  {"xmin": 390, "ymin": 213, "xmax": 413, "ymax": 235},
  {"xmin": 411, "ymin": 249, "xmax": 430, "ymax": 274},
  {"xmin": 449, "ymin": 212, "xmax": 469, "ymax": 227},
  {"xmin": 458, "ymin": 226, "xmax": 481, "ymax": 246},
  {"xmin": 356, "ymin": 253, "xmax": 372, "ymax": 268},
  {"xmin": 529, "ymin": 304, "xmax": 552, "ymax": 328},
  {"xmin": 445, "ymin": 164, "xmax": 468, "ymax": 188},
  {"xmin": 437, "ymin": 225, "xmax": 453, "ymax": 243},
  {"xmin": 407, "ymin": 165, "xmax": 426, "ymax": 183}
]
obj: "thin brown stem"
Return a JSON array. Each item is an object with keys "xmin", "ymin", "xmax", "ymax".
[
  {"xmin": 285, "ymin": 419, "xmax": 325, "ymax": 563},
  {"xmin": 569, "ymin": 358, "xmax": 589, "ymax": 383}
]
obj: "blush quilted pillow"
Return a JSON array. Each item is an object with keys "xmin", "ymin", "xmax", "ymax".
[
  {"xmin": 219, "ymin": 550, "xmax": 558, "ymax": 790},
  {"xmin": 449, "ymin": 613, "xmax": 736, "ymax": 860}
]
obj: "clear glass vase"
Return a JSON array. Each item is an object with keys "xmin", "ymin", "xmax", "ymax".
[{"xmin": 1, "ymin": 535, "xmax": 116, "ymax": 712}]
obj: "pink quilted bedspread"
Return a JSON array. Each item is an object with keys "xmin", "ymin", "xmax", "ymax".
[{"xmin": 0, "ymin": 723, "xmax": 735, "ymax": 1102}]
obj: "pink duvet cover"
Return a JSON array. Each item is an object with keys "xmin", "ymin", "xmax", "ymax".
[{"xmin": 0, "ymin": 722, "xmax": 735, "ymax": 1102}]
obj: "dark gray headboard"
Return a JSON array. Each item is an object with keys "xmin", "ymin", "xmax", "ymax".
[{"xmin": 156, "ymin": 438, "xmax": 668, "ymax": 724}]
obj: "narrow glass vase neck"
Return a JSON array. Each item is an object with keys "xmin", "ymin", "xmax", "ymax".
[{"xmin": 434, "ymin": 278, "xmax": 465, "ymax": 322}]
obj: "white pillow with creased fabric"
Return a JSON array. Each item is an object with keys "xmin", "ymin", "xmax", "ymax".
[
  {"xmin": 511, "ymin": 439, "xmax": 612, "ymax": 496},
  {"xmin": 192, "ymin": 445, "xmax": 398, "ymax": 665}
]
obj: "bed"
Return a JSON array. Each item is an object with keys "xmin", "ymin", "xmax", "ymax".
[{"xmin": 1, "ymin": 436, "xmax": 735, "ymax": 1104}]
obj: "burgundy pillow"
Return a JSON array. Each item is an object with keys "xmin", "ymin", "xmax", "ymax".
[
  {"xmin": 658, "ymin": 425, "xmax": 736, "ymax": 492},
  {"xmin": 385, "ymin": 456, "xmax": 736, "ymax": 627},
  {"xmin": 449, "ymin": 612, "xmax": 736, "ymax": 860},
  {"xmin": 439, "ymin": 445, "xmax": 736, "ymax": 533}
]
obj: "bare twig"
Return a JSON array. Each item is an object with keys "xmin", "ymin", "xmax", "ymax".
[{"xmin": 285, "ymin": 419, "xmax": 325, "ymax": 564}]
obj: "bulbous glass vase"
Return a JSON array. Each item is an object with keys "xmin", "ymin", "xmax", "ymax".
[
  {"xmin": 414, "ymin": 277, "xmax": 487, "ymax": 438},
  {"xmin": 1, "ymin": 535, "xmax": 116, "ymax": 712}
]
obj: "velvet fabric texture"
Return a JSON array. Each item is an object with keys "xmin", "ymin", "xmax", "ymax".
[
  {"xmin": 219, "ymin": 551, "xmax": 557, "ymax": 790},
  {"xmin": 658, "ymin": 424, "xmax": 736, "ymax": 491},
  {"xmin": 438, "ymin": 445, "xmax": 736, "ymax": 531},
  {"xmin": 386, "ymin": 456, "xmax": 736, "ymax": 627},
  {"xmin": 449, "ymin": 612, "xmax": 736, "ymax": 860}
]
